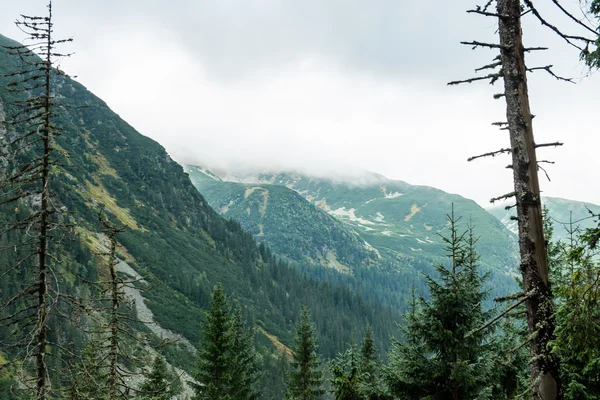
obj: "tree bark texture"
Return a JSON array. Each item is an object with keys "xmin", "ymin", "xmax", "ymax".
[{"xmin": 497, "ymin": 0, "xmax": 561, "ymax": 398}]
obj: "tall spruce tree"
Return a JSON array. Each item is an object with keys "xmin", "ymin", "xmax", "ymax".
[
  {"xmin": 66, "ymin": 337, "xmax": 108, "ymax": 400},
  {"xmin": 138, "ymin": 356, "xmax": 179, "ymax": 400},
  {"xmin": 386, "ymin": 210, "xmax": 491, "ymax": 400},
  {"xmin": 330, "ymin": 345, "xmax": 363, "ymax": 400},
  {"xmin": 260, "ymin": 352, "xmax": 290, "ymax": 400},
  {"xmin": 286, "ymin": 306, "xmax": 325, "ymax": 400},
  {"xmin": 358, "ymin": 327, "xmax": 389, "ymax": 400},
  {"xmin": 193, "ymin": 284, "xmax": 234, "ymax": 400},
  {"xmin": 230, "ymin": 306, "xmax": 260, "ymax": 400},
  {"xmin": 548, "ymin": 214, "xmax": 600, "ymax": 399},
  {"xmin": 489, "ymin": 311, "xmax": 529, "ymax": 400},
  {"xmin": 450, "ymin": 0, "xmax": 600, "ymax": 395}
]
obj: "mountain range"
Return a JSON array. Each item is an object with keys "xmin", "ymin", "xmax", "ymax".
[
  {"xmin": 2, "ymin": 27, "xmax": 599, "ymax": 399},
  {"xmin": 488, "ymin": 197, "xmax": 600, "ymax": 241},
  {"xmin": 184, "ymin": 165, "xmax": 523, "ymax": 308},
  {"xmin": 0, "ymin": 32, "xmax": 398, "ymax": 397}
]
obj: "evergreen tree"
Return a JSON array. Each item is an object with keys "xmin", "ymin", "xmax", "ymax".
[
  {"xmin": 386, "ymin": 210, "xmax": 491, "ymax": 400},
  {"xmin": 489, "ymin": 314, "xmax": 529, "ymax": 400},
  {"xmin": 358, "ymin": 327, "xmax": 389, "ymax": 400},
  {"xmin": 330, "ymin": 345, "xmax": 363, "ymax": 400},
  {"xmin": 66, "ymin": 337, "xmax": 108, "ymax": 400},
  {"xmin": 286, "ymin": 306, "xmax": 325, "ymax": 400},
  {"xmin": 548, "ymin": 213, "xmax": 600, "ymax": 399},
  {"xmin": 138, "ymin": 356, "xmax": 178, "ymax": 400},
  {"xmin": 230, "ymin": 306, "xmax": 260, "ymax": 400},
  {"xmin": 193, "ymin": 284, "xmax": 234, "ymax": 400},
  {"xmin": 584, "ymin": 0, "xmax": 600, "ymax": 68},
  {"xmin": 260, "ymin": 352, "xmax": 290, "ymax": 400}
]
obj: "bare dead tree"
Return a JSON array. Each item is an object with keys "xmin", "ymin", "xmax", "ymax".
[
  {"xmin": 99, "ymin": 214, "xmax": 127, "ymax": 400},
  {"xmin": 449, "ymin": 1, "xmax": 598, "ymax": 399},
  {"xmin": 71, "ymin": 211, "xmax": 163, "ymax": 400},
  {"xmin": 0, "ymin": 2, "xmax": 73, "ymax": 399}
]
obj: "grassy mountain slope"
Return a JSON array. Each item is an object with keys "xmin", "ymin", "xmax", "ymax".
[
  {"xmin": 191, "ymin": 169, "xmax": 519, "ymax": 272},
  {"xmin": 185, "ymin": 165, "xmax": 378, "ymax": 272},
  {"xmin": 262, "ymin": 172, "xmax": 519, "ymax": 271},
  {"xmin": 0, "ymin": 32, "xmax": 399, "ymax": 381},
  {"xmin": 185, "ymin": 167, "xmax": 520, "ymax": 309},
  {"xmin": 488, "ymin": 196, "xmax": 600, "ymax": 241}
]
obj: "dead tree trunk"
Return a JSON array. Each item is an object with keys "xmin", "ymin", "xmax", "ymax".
[
  {"xmin": 497, "ymin": 0, "xmax": 561, "ymax": 398},
  {"xmin": 107, "ymin": 231, "xmax": 120, "ymax": 400},
  {"xmin": 36, "ymin": 6, "xmax": 54, "ymax": 398}
]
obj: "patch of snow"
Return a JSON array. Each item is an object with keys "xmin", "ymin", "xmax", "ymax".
[
  {"xmin": 416, "ymin": 238, "xmax": 427, "ymax": 244},
  {"xmin": 410, "ymin": 247, "xmax": 423, "ymax": 252},
  {"xmin": 329, "ymin": 207, "xmax": 375, "ymax": 225},
  {"xmin": 373, "ymin": 212, "xmax": 385, "ymax": 222},
  {"xmin": 381, "ymin": 230, "xmax": 394, "ymax": 236},
  {"xmin": 425, "ymin": 236, "xmax": 435, "ymax": 244},
  {"xmin": 385, "ymin": 191, "xmax": 403, "ymax": 199},
  {"xmin": 379, "ymin": 185, "xmax": 404, "ymax": 199},
  {"xmin": 363, "ymin": 241, "xmax": 382, "ymax": 258}
]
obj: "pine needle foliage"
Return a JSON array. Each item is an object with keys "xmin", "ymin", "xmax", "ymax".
[
  {"xmin": 193, "ymin": 284, "xmax": 235, "ymax": 400},
  {"xmin": 358, "ymin": 327, "xmax": 390, "ymax": 400},
  {"xmin": 386, "ymin": 208, "xmax": 492, "ymax": 400},
  {"xmin": 286, "ymin": 306, "xmax": 325, "ymax": 400},
  {"xmin": 548, "ymin": 212, "xmax": 600, "ymax": 399},
  {"xmin": 330, "ymin": 345, "xmax": 363, "ymax": 400},
  {"xmin": 193, "ymin": 284, "xmax": 259, "ymax": 400},
  {"xmin": 583, "ymin": 0, "xmax": 600, "ymax": 69},
  {"xmin": 138, "ymin": 356, "xmax": 179, "ymax": 400},
  {"xmin": 230, "ymin": 306, "xmax": 260, "ymax": 400}
]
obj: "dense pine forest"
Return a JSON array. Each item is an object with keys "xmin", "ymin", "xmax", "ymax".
[{"xmin": 1, "ymin": 1, "xmax": 599, "ymax": 400}]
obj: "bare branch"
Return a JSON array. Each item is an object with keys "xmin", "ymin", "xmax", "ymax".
[
  {"xmin": 467, "ymin": 147, "xmax": 512, "ymax": 162},
  {"xmin": 448, "ymin": 72, "xmax": 503, "ymax": 86},
  {"xmin": 535, "ymin": 141, "xmax": 564, "ymax": 149},
  {"xmin": 527, "ymin": 65, "xmax": 574, "ymax": 83},
  {"xmin": 490, "ymin": 192, "xmax": 517, "ymax": 204}
]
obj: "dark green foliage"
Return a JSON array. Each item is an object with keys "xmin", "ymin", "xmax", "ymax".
[
  {"xmin": 193, "ymin": 284, "xmax": 235, "ymax": 400},
  {"xmin": 330, "ymin": 346, "xmax": 363, "ymax": 400},
  {"xmin": 66, "ymin": 338, "xmax": 108, "ymax": 400},
  {"xmin": 548, "ymin": 212, "xmax": 600, "ymax": 399},
  {"xmin": 286, "ymin": 307, "xmax": 325, "ymax": 400},
  {"xmin": 188, "ymin": 166, "xmax": 520, "ymax": 316},
  {"xmin": 0, "ymin": 26, "xmax": 402, "ymax": 391},
  {"xmin": 231, "ymin": 307, "xmax": 260, "ymax": 400},
  {"xmin": 259, "ymin": 353, "xmax": 290, "ymax": 400},
  {"xmin": 386, "ymin": 210, "xmax": 492, "ymax": 400},
  {"xmin": 329, "ymin": 334, "xmax": 390, "ymax": 400},
  {"xmin": 359, "ymin": 327, "xmax": 389, "ymax": 400},
  {"xmin": 583, "ymin": 0, "xmax": 600, "ymax": 69},
  {"xmin": 489, "ymin": 315, "xmax": 529, "ymax": 400},
  {"xmin": 193, "ymin": 285, "xmax": 260, "ymax": 400},
  {"xmin": 138, "ymin": 356, "xmax": 179, "ymax": 400}
]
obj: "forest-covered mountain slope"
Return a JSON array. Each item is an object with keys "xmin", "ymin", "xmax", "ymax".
[
  {"xmin": 0, "ymin": 32, "xmax": 400, "ymax": 380},
  {"xmin": 488, "ymin": 197, "xmax": 600, "ymax": 241},
  {"xmin": 185, "ymin": 165, "xmax": 521, "ymax": 306},
  {"xmin": 185, "ymin": 165, "xmax": 379, "ymax": 272}
]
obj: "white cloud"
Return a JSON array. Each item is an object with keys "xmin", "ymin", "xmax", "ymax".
[{"xmin": 1, "ymin": 0, "xmax": 599, "ymax": 206}]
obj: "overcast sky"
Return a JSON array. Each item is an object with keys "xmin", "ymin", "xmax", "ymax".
[{"xmin": 1, "ymin": 0, "xmax": 599, "ymax": 206}]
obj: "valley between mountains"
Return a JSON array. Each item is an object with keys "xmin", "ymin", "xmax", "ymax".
[{"xmin": 1, "ymin": 13, "xmax": 599, "ymax": 396}]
